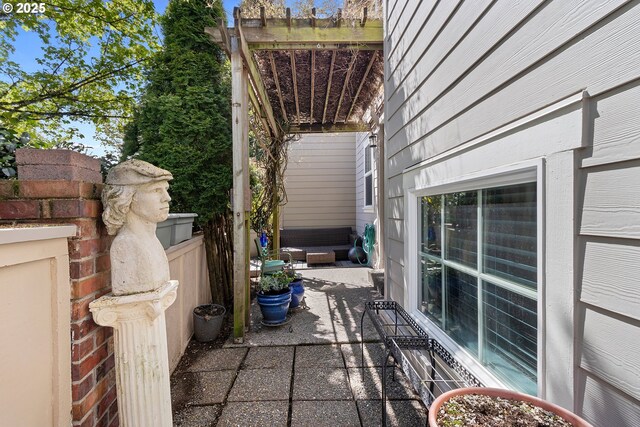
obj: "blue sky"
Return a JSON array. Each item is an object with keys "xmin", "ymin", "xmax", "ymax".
[{"xmin": 10, "ymin": 0, "xmax": 255, "ymax": 157}]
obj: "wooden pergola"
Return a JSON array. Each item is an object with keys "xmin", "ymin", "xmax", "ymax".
[{"xmin": 207, "ymin": 7, "xmax": 383, "ymax": 341}]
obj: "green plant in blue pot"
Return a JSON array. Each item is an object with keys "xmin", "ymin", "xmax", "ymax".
[{"xmin": 257, "ymin": 270, "xmax": 292, "ymax": 325}]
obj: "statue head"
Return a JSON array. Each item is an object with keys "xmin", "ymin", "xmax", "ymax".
[{"xmin": 102, "ymin": 159, "xmax": 173, "ymax": 235}]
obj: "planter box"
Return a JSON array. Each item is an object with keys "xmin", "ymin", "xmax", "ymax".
[
  {"xmin": 156, "ymin": 213, "xmax": 197, "ymax": 249},
  {"xmin": 170, "ymin": 213, "xmax": 198, "ymax": 246},
  {"xmin": 156, "ymin": 217, "xmax": 175, "ymax": 249}
]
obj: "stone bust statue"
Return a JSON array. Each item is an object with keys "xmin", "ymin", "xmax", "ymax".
[{"xmin": 102, "ymin": 159, "xmax": 173, "ymax": 296}]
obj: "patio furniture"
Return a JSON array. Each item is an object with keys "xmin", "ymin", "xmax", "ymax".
[
  {"xmin": 280, "ymin": 227, "xmax": 355, "ymax": 262},
  {"xmin": 306, "ymin": 250, "xmax": 336, "ymax": 266},
  {"xmin": 254, "ymin": 237, "xmax": 291, "ymax": 275},
  {"xmin": 361, "ymin": 300, "xmax": 483, "ymax": 427}
]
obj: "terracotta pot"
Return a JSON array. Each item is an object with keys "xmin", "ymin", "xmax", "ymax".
[{"xmin": 428, "ymin": 387, "xmax": 593, "ymax": 427}]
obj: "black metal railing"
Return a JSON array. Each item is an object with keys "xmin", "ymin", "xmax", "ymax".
[{"xmin": 361, "ymin": 300, "xmax": 483, "ymax": 426}]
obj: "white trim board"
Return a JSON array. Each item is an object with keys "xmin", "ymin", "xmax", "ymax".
[{"xmin": 402, "ymin": 90, "xmax": 586, "ymax": 176}]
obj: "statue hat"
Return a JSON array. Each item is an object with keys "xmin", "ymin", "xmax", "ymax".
[{"xmin": 106, "ymin": 159, "xmax": 173, "ymax": 186}]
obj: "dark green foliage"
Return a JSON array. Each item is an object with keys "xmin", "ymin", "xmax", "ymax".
[
  {"xmin": 0, "ymin": 127, "xmax": 50, "ymax": 179},
  {"xmin": 124, "ymin": 0, "xmax": 234, "ymax": 306},
  {"xmin": 0, "ymin": 127, "xmax": 28, "ymax": 178},
  {"xmin": 125, "ymin": 0, "xmax": 232, "ymax": 225}
]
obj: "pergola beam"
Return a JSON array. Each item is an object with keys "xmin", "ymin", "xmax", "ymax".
[
  {"xmin": 322, "ymin": 51, "xmax": 336, "ymax": 124},
  {"xmin": 290, "ymin": 51, "xmax": 300, "ymax": 124},
  {"xmin": 347, "ymin": 51, "xmax": 377, "ymax": 120},
  {"xmin": 206, "ymin": 21, "xmax": 382, "ymax": 48},
  {"xmin": 269, "ymin": 51, "xmax": 288, "ymax": 122},
  {"xmin": 247, "ymin": 42, "xmax": 381, "ymax": 51},
  {"xmin": 208, "ymin": 24, "xmax": 281, "ymax": 138},
  {"xmin": 247, "ymin": 78, "xmax": 271, "ymax": 138},
  {"xmin": 289, "ymin": 122, "xmax": 369, "ymax": 133},
  {"xmin": 334, "ymin": 53, "xmax": 357, "ymax": 123}
]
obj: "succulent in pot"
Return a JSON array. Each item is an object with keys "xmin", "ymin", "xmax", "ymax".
[
  {"xmin": 258, "ymin": 271, "xmax": 292, "ymax": 294},
  {"xmin": 257, "ymin": 270, "xmax": 293, "ymax": 325}
]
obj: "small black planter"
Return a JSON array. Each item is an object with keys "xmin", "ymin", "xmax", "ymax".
[{"xmin": 193, "ymin": 304, "xmax": 225, "ymax": 342}]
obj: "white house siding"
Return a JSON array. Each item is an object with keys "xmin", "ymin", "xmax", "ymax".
[
  {"xmin": 385, "ymin": 0, "xmax": 640, "ymax": 425},
  {"xmin": 355, "ymin": 131, "xmax": 376, "ymax": 236},
  {"xmin": 281, "ymin": 133, "xmax": 356, "ymax": 229},
  {"xmin": 576, "ymin": 80, "xmax": 640, "ymax": 426}
]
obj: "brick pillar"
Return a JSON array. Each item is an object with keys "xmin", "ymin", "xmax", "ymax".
[{"xmin": 0, "ymin": 149, "xmax": 118, "ymax": 427}]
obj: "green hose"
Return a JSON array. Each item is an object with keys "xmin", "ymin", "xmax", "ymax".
[{"xmin": 357, "ymin": 223, "xmax": 376, "ymax": 266}]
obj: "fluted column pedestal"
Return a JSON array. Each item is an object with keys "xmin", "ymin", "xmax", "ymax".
[{"xmin": 90, "ymin": 280, "xmax": 178, "ymax": 427}]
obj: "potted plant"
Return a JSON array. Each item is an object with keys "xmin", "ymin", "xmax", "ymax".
[
  {"xmin": 289, "ymin": 274, "xmax": 304, "ymax": 308},
  {"xmin": 257, "ymin": 271, "xmax": 292, "ymax": 325},
  {"xmin": 193, "ymin": 303, "xmax": 225, "ymax": 342},
  {"xmin": 428, "ymin": 387, "xmax": 593, "ymax": 427}
]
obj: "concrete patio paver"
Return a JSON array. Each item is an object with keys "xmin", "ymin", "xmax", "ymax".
[
  {"xmin": 291, "ymin": 400, "xmax": 361, "ymax": 426},
  {"xmin": 341, "ymin": 342, "xmax": 388, "ymax": 367},
  {"xmin": 242, "ymin": 346, "xmax": 294, "ymax": 370},
  {"xmin": 234, "ymin": 268, "xmax": 380, "ymax": 346},
  {"xmin": 227, "ymin": 369, "xmax": 292, "ymax": 402},
  {"xmin": 216, "ymin": 401, "xmax": 288, "ymax": 427},
  {"xmin": 348, "ymin": 367, "xmax": 420, "ymax": 401},
  {"xmin": 183, "ymin": 347, "xmax": 247, "ymax": 372},
  {"xmin": 172, "ymin": 405, "xmax": 221, "ymax": 427},
  {"xmin": 171, "ymin": 267, "xmax": 430, "ymax": 426},
  {"xmin": 295, "ymin": 344, "xmax": 344, "ymax": 368},
  {"xmin": 293, "ymin": 367, "xmax": 353, "ymax": 400},
  {"xmin": 357, "ymin": 399, "xmax": 428, "ymax": 427},
  {"xmin": 171, "ymin": 371, "xmax": 236, "ymax": 405}
]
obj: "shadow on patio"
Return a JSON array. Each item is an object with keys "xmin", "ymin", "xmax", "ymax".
[{"xmin": 170, "ymin": 267, "xmax": 428, "ymax": 426}]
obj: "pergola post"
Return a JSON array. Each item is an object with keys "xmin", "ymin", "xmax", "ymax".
[{"xmin": 231, "ymin": 34, "xmax": 250, "ymax": 342}]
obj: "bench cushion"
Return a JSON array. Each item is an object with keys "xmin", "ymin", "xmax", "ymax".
[
  {"xmin": 280, "ymin": 227, "xmax": 353, "ymax": 247},
  {"xmin": 280, "ymin": 227, "xmax": 355, "ymax": 263}
]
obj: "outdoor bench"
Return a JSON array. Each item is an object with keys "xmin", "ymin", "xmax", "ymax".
[
  {"xmin": 361, "ymin": 300, "xmax": 483, "ymax": 426},
  {"xmin": 280, "ymin": 227, "xmax": 355, "ymax": 265}
]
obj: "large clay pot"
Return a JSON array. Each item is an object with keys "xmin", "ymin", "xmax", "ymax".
[{"xmin": 428, "ymin": 387, "xmax": 593, "ymax": 427}]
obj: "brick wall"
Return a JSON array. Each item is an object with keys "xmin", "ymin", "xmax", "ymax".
[{"xmin": 0, "ymin": 149, "xmax": 118, "ymax": 427}]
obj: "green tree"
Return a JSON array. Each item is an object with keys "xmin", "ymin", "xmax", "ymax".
[
  {"xmin": 0, "ymin": 1, "xmax": 160, "ymax": 144},
  {"xmin": 124, "ymin": 0, "xmax": 234, "ymax": 307}
]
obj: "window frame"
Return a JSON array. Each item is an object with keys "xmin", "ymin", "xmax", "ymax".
[
  {"xmin": 405, "ymin": 159, "xmax": 545, "ymax": 393},
  {"xmin": 363, "ymin": 144, "xmax": 374, "ymax": 210}
]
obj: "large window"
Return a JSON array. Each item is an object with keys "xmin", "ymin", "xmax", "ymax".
[
  {"xmin": 364, "ymin": 145, "xmax": 373, "ymax": 208},
  {"xmin": 419, "ymin": 182, "xmax": 537, "ymax": 394}
]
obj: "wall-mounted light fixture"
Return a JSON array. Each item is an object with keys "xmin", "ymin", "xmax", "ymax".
[{"xmin": 368, "ymin": 132, "xmax": 378, "ymax": 148}]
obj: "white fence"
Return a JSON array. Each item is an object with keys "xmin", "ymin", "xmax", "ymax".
[
  {"xmin": 0, "ymin": 226, "xmax": 75, "ymax": 427},
  {"xmin": 165, "ymin": 234, "xmax": 211, "ymax": 372}
]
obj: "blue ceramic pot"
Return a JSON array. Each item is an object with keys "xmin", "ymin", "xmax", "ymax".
[
  {"xmin": 289, "ymin": 278, "xmax": 305, "ymax": 308},
  {"xmin": 257, "ymin": 288, "xmax": 291, "ymax": 324}
]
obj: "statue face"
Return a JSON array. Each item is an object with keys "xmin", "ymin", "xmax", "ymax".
[{"xmin": 130, "ymin": 181, "xmax": 171, "ymax": 223}]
